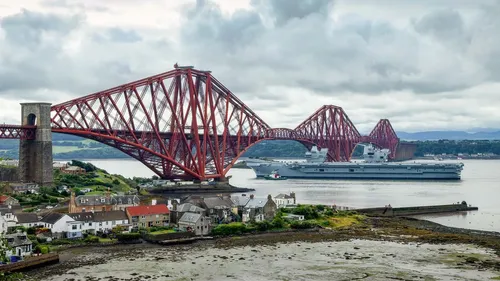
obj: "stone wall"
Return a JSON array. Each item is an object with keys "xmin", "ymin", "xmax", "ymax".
[{"xmin": 0, "ymin": 165, "xmax": 19, "ymax": 182}]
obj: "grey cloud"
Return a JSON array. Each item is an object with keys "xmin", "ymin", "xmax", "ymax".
[
  {"xmin": 42, "ymin": 0, "xmax": 109, "ymax": 12},
  {"xmin": 252, "ymin": 0, "xmax": 333, "ymax": 26},
  {"xmin": 93, "ymin": 28, "xmax": 142, "ymax": 43},
  {"xmin": 177, "ymin": 0, "xmax": 500, "ymax": 98},
  {"xmin": 2, "ymin": 1, "xmax": 500, "ymax": 131},
  {"xmin": 0, "ymin": 9, "xmax": 80, "ymax": 46}
]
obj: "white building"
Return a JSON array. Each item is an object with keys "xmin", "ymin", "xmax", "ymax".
[
  {"xmin": 178, "ymin": 212, "xmax": 211, "ymax": 236},
  {"xmin": 67, "ymin": 210, "xmax": 131, "ymax": 238},
  {"xmin": 1, "ymin": 209, "xmax": 18, "ymax": 228},
  {"xmin": 16, "ymin": 213, "xmax": 42, "ymax": 228},
  {"xmin": 5, "ymin": 231, "xmax": 33, "ymax": 257},
  {"xmin": 274, "ymin": 193, "xmax": 296, "ymax": 207},
  {"xmin": 0, "ymin": 215, "xmax": 7, "ymax": 234},
  {"xmin": 40, "ymin": 212, "xmax": 75, "ymax": 233}
]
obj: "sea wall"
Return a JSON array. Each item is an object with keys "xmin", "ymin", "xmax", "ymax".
[
  {"xmin": 356, "ymin": 203, "xmax": 477, "ymax": 217},
  {"xmin": 143, "ymin": 231, "xmax": 196, "ymax": 243},
  {"xmin": 0, "ymin": 165, "xmax": 19, "ymax": 182}
]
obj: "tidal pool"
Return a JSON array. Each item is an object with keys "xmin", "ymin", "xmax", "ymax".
[{"xmin": 25, "ymin": 240, "xmax": 500, "ymax": 281}]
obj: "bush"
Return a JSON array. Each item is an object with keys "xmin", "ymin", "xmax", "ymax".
[
  {"xmin": 116, "ymin": 233, "xmax": 141, "ymax": 242},
  {"xmin": 291, "ymin": 205, "xmax": 320, "ymax": 220},
  {"xmin": 253, "ymin": 221, "xmax": 271, "ymax": 231},
  {"xmin": 84, "ymin": 236, "xmax": 99, "ymax": 243},
  {"xmin": 34, "ymin": 245, "xmax": 50, "ymax": 254},
  {"xmin": 271, "ymin": 216, "xmax": 285, "ymax": 229},
  {"xmin": 290, "ymin": 221, "xmax": 316, "ymax": 229},
  {"xmin": 27, "ymin": 227, "xmax": 36, "ymax": 235},
  {"xmin": 49, "ymin": 239, "xmax": 75, "ymax": 245},
  {"xmin": 211, "ymin": 223, "xmax": 249, "ymax": 236},
  {"xmin": 149, "ymin": 226, "xmax": 172, "ymax": 233}
]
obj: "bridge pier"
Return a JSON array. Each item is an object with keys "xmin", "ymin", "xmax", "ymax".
[{"xmin": 18, "ymin": 103, "xmax": 53, "ymax": 186}]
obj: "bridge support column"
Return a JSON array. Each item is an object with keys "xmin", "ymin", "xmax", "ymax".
[{"xmin": 18, "ymin": 103, "xmax": 53, "ymax": 186}]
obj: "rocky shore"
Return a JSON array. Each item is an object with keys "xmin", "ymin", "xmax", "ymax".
[{"xmin": 20, "ymin": 217, "xmax": 500, "ymax": 281}]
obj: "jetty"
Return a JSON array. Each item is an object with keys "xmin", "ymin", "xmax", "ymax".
[
  {"xmin": 0, "ymin": 253, "xmax": 59, "ymax": 273},
  {"xmin": 355, "ymin": 201, "xmax": 478, "ymax": 217}
]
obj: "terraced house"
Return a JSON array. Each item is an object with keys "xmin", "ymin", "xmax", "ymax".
[
  {"xmin": 69, "ymin": 192, "xmax": 140, "ymax": 213},
  {"xmin": 126, "ymin": 204, "xmax": 170, "ymax": 229}
]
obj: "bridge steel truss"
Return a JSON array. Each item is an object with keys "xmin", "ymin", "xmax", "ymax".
[
  {"xmin": 0, "ymin": 125, "xmax": 36, "ymax": 140},
  {"xmin": 1, "ymin": 67, "xmax": 401, "ymax": 180}
]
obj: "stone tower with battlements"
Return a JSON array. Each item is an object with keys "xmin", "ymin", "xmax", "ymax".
[{"xmin": 18, "ymin": 103, "xmax": 53, "ymax": 186}]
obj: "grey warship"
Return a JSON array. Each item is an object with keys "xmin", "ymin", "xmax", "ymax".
[{"xmin": 246, "ymin": 145, "xmax": 464, "ymax": 180}]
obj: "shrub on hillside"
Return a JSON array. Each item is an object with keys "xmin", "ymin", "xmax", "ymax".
[{"xmin": 290, "ymin": 221, "xmax": 316, "ymax": 229}]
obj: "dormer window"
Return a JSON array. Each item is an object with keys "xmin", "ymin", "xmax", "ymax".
[{"xmin": 101, "ymin": 198, "xmax": 105, "ymax": 203}]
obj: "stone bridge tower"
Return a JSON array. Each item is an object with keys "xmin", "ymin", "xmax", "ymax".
[{"xmin": 18, "ymin": 103, "xmax": 53, "ymax": 186}]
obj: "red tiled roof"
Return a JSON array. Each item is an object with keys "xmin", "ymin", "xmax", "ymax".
[
  {"xmin": 126, "ymin": 204, "xmax": 170, "ymax": 216},
  {"xmin": 0, "ymin": 195, "xmax": 10, "ymax": 203}
]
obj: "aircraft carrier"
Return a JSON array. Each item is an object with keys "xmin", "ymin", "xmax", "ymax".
[{"xmin": 246, "ymin": 145, "xmax": 464, "ymax": 180}]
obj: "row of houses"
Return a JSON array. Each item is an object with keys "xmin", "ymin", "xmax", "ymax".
[{"xmin": 0, "ymin": 192, "xmax": 298, "ymax": 238}]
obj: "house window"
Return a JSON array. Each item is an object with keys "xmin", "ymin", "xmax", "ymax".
[
  {"xmin": 99, "ymin": 223, "xmax": 102, "ymax": 226},
  {"xmin": 101, "ymin": 198, "xmax": 105, "ymax": 203},
  {"xmin": 82, "ymin": 208, "xmax": 86, "ymax": 212},
  {"xmin": 72, "ymin": 225, "xmax": 77, "ymax": 230},
  {"xmin": 141, "ymin": 216, "xmax": 146, "ymax": 219},
  {"xmin": 112, "ymin": 221, "xmax": 116, "ymax": 225}
]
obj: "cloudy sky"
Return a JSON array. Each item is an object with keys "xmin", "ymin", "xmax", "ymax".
[{"xmin": 1, "ymin": 0, "xmax": 500, "ymax": 133}]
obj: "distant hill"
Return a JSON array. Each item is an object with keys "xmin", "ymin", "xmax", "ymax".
[{"xmin": 396, "ymin": 130, "xmax": 500, "ymax": 141}]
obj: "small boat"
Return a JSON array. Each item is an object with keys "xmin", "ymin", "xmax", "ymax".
[{"xmin": 264, "ymin": 170, "xmax": 288, "ymax": 180}]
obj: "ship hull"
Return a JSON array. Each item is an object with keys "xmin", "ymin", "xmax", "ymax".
[{"xmin": 247, "ymin": 162, "xmax": 463, "ymax": 180}]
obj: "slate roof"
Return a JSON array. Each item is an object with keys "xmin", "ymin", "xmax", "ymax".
[
  {"xmin": 5, "ymin": 233, "xmax": 32, "ymax": 247},
  {"xmin": 231, "ymin": 196, "xmax": 251, "ymax": 207},
  {"xmin": 41, "ymin": 212, "xmax": 65, "ymax": 224},
  {"xmin": 202, "ymin": 197, "xmax": 234, "ymax": 209},
  {"xmin": 69, "ymin": 212, "xmax": 94, "ymax": 221},
  {"xmin": 74, "ymin": 195, "xmax": 139, "ymax": 207},
  {"xmin": 69, "ymin": 210, "xmax": 129, "ymax": 222},
  {"xmin": 16, "ymin": 213, "xmax": 40, "ymax": 223},
  {"xmin": 245, "ymin": 198, "xmax": 268, "ymax": 209},
  {"xmin": 126, "ymin": 204, "xmax": 170, "ymax": 216},
  {"xmin": 275, "ymin": 193, "xmax": 294, "ymax": 199},
  {"xmin": 179, "ymin": 212, "xmax": 202, "ymax": 224},
  {"xmin": 175, "ymin": 203, "xmax": 205, "ymax": 213},
  {"xmin": 93, "ymin": 210, "xmax": 128, "ymax": 222}
]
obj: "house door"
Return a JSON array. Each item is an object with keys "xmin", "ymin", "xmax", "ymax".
[{"xmin": 17, "ymin": 248, "xmax": 22, "ymax": 256}]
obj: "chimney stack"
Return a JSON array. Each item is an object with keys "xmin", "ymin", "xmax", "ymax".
[
  {"xmin": 250, "ymin": 194, "xmax": 254, "ymax": 199},
  {"xmin": 152, "ymin": 199, "xmax": 157, "ymax": 206},
  {"xmin": 291, "ymin": 192, "xmax": 296, "ymax": 204}
]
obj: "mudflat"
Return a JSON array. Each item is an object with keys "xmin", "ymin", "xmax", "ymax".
[{"xmin": 21, "ymin": 217, "xmax": 500, "ymax": 281}]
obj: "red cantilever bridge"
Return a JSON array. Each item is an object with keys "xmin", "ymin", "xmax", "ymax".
[{"xmin": 0, "ymin": 66, "xmax": 413, "ymax": 181}]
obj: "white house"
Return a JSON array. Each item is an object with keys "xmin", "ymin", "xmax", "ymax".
[
  {"xmin": 274, "ymin": 193, "xmax": 296, "ymax": 207},
  {"xmin": 0, "ymin": 209, "xmax": 18, "ymax": 228},
  {"xmin": 16, "ymin": 213, "xmax": 42, "ymax": 228},
  {"xmin": 67, "ymin": 210, "xmax": 131, "ymax": 238},
  {"xmin": 40, "ymin": 212, "xmax": 75, "ymax": 233},
  {"xmin": 0, "ymin": 215, "xmax": 7, "ymax": 234},
  {"xmin": 5, "ymin": 231, "xmax": 33, "ymax": 257}
]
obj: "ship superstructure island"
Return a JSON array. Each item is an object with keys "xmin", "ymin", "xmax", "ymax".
[{"xmin": 246, "ymin": 145, "xmax": 464, "ymax": 180}]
